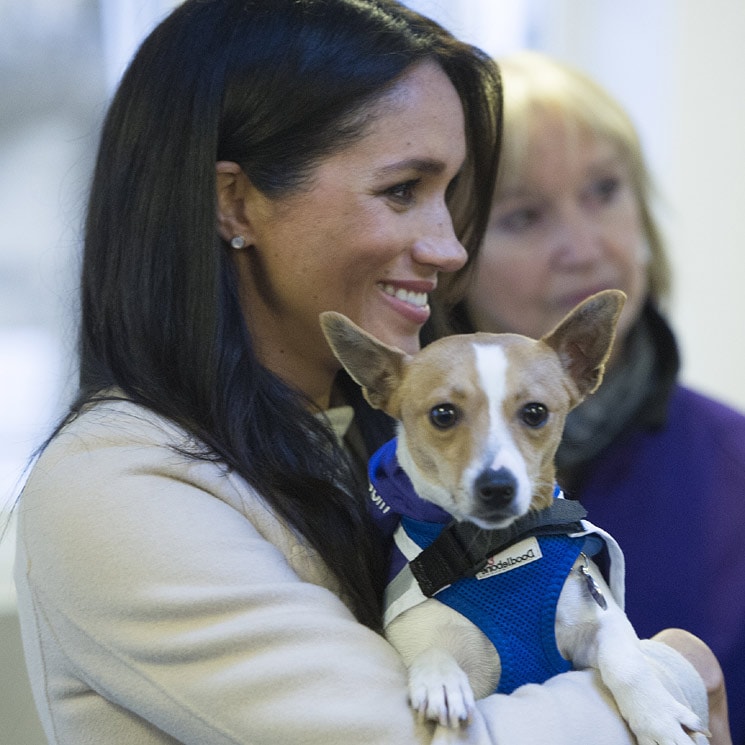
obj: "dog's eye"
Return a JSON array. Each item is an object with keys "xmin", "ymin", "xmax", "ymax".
[
  {"xmin": 429, "ymin": 403, "xmax": 459, "ymax": 429},
  {"xmin": 521, "ymin": 402, "xmax": 549, "ymax": 428}
]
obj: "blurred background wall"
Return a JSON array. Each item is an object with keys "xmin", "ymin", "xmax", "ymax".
[{"xmin": 1, "ymin": 1, "xmax": 743, "ymax": 742}]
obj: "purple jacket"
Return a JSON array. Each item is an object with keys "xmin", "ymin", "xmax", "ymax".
[{"xmin": 573, "ymin": 384, "xmax": 745, "ymax": 744}]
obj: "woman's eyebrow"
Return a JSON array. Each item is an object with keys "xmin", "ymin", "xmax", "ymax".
[
  {"xmin": 586, "ymin": 154, "xmax": 625, "ymax": 173},
  {"xmin": 373, "ymin": 157, "xmax": 446, "ymax": 178}
]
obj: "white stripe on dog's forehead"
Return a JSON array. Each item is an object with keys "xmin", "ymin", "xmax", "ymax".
[
  {"xmin": 472, "ymin": 340, "xmax": 532, "ymax": 513},
  {"xmin": 474, "ymin": 343, "xmax": 508, "ymax": 407},
  {"xmin": 473, "ymin": 342, "xmax": 519, "ymax": 462}
]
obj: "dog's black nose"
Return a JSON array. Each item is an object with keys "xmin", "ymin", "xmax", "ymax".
[{"xmin": 475, "ymin": 467, "xmax": 517, "ymax": 508}]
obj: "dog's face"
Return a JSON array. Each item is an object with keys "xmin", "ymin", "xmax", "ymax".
[
  {"xmin": 320, "ymin": 289, "xmax": 625, "ymax": 529},
  {"xmin": 390, "ymin": 333, "xmax": 574, "ymax": 527}
]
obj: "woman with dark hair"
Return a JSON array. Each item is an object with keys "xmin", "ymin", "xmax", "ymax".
[{"xmin": 14, "ymin": 3, "xmax": 711, "ymax": 743}]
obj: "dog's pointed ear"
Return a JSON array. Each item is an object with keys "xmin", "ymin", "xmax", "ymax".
[
  {"xmin": 320, "ymin": 311, "xmax": 408, "ymax": 414},
  {"xmin": 542, "ymin": 289, "xmax": 626, "ymax": 402}
]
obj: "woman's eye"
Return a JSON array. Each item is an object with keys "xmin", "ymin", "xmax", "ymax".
[
  {"xmin": 587, "ymin": 176, "xmax": 620, "ymax": 205},
  {"xmin": 497, "ymin": 206, "xmax": 541, "ymax": 233},
  {"xmin": 385, "ymin": 179, "xmax": 419, "ymax": 204},
  {"xmin": 429, "ymin": 403, "xmax": 459, "ymax": 429},
  {"xmin": 521, "ymin": 402, "xmax": 549, "ymax": 428}
]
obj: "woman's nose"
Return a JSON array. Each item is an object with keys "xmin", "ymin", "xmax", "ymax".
[
  {"xmin": 411, "ymin": 207, "xmax": 468, "ymax": 272},
  {"xmin": 551, "ymin": 208, "xmax": 602, "ymax": 266}
]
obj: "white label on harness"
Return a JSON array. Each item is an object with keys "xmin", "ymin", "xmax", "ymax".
[{"xmin": 475, "ymin": 536, "xmax": 543, "ymax": 579}]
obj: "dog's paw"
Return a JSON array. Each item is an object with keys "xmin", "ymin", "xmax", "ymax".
[
  {"xmin": 408, "ymin": 648, "xmax": 475, "ymax": 728},
  {"xmin": 616, "ymin": 682, "xmax": 709, "ymax": 745}
]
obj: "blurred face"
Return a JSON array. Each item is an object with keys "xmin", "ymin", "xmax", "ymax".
[
  {"xmin": 466, "ymin": 115, "xmax": 648, "ymax": 349},
  {"xmin": 231, "ymin": 60, "xmax": 467, "ymax": 406}
]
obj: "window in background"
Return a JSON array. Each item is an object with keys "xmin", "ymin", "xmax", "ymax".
[
  {"xmin": 0, "ymin": 0, "xmax": 105, "ymax": 600},
  {"xmin": 0, "ymin": 6, "xmax": 107, "ymax": 742}
]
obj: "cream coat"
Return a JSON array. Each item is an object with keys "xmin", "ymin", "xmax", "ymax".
[{"xmin": 14, "ymin": 398, "xmax": 706, "ymax": 744}]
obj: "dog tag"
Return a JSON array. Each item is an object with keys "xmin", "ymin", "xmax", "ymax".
[{"xmin": 578, "ymin": 557, "xmax": 608, "ymax": 611}]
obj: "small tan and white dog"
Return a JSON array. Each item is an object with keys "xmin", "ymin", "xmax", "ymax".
[{"xmin": 321, "ymin": 290, "xmax": 707, "ymax": 745}]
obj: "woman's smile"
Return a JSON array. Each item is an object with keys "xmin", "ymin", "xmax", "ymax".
[{"xmin": 229, "ymin": 59, "xmax": 468, "ymax": 405}]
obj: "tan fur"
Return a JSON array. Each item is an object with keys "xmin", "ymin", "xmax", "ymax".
[{"xmin": 393, "ymin": 341, "xmax": 492, "ymax": 521}]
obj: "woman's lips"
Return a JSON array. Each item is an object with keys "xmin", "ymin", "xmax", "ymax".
[
  {"xmin": 379, "ymin": 282, "xmax": 429, "ymax": 309},
  {"xmin": 378, "ymin": 281, "xmax": 433, "ymax": 324}
]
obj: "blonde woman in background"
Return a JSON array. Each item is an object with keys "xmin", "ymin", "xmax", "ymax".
[{"xmin": 443, "ymin": 50, "xmax": 743, "ymax": 745}]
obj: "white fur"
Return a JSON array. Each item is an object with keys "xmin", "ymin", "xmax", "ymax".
[
  {"xmin": 473, "ymin": 344, "xmax": 532, "ymax": 516},
  {"xmin": 555, "ymin": 562, "xmax": 706, "ymax": 745}
]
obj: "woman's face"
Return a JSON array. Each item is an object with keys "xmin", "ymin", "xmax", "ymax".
[
  {"xmin": 230, "ymin": 60, "xmax": 468, "ymax": 405},
  {"xmin": 465, "ymin": 115, "xmax": 648, "ymax": 347}
]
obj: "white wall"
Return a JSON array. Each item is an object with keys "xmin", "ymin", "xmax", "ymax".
[
  {"xmin": 404, "ymin": 0, "xmax": 533, "ymax": 56},
  {"xmin": 665, "ymin": 2, "xmax": 745, "ymax": 413},
  {"xmin": 531, "ymin": 0, "xmax": 745, "ymax": 413}
]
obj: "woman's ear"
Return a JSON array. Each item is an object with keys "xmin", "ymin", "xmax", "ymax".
[{"xmin": 215, "ymin": 160, "xmax": 254, "ymax": 246}]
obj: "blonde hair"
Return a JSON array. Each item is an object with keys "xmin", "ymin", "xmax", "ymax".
[{"xmin": 495, "ymin": 50, "xmax": 670, "ymax": 302}]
